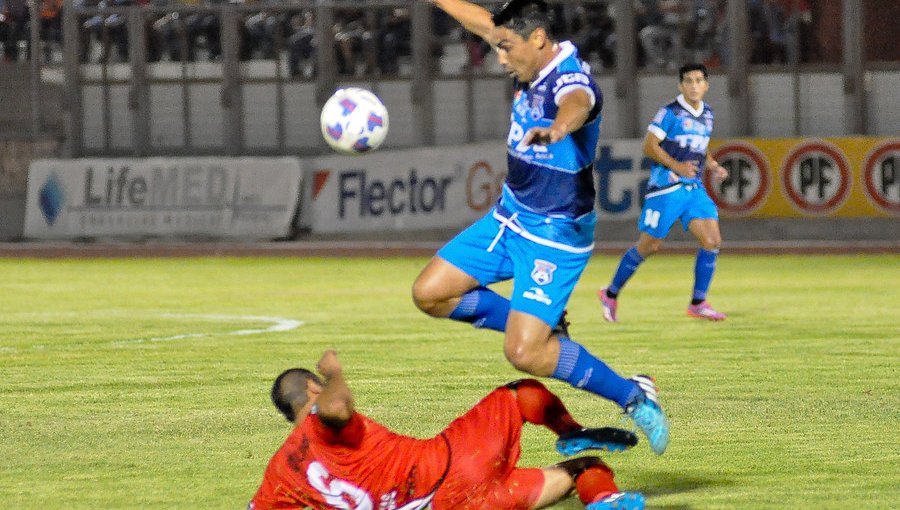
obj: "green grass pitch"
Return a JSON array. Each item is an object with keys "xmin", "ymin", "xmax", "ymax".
[{"xmin": 1, "ymin": 254, "xmax": 897, "ymax": 509}]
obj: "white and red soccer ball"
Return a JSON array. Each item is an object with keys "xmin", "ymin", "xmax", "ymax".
[{"xmin": 319, "ymin": 87, "xmax": 389, "ymax": 155}]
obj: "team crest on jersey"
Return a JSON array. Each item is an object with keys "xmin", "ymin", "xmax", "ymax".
[
  {"xmin": 529, "ymin": 95, "xmax": 545, "ymax": 120},
  {"xmin": 515, "ymin": 98, "xmax": 529, "ymax": 117},
  {"xmin": 683, "ymin": 119, "xmax": 694, "ymax": 131},
  {"xmin": 530, "ymin": 259, "xmax": 557, "ymax": 285}
]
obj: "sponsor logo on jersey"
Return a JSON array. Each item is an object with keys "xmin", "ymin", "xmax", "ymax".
[
  {"xmin": 706, "ymin": 142, "xmax": 771, "ymax": 215},
  {"xmin": 530, "ymin": 259, "xmax": 557, "ymax": 285},
  {"xmin": 780, "ymin": 140, "xmax": 851, "ymax": 215},
  {"xmin": 861, "ymin": 140, "xmax": 900, "ymax": 214},
  {"xmin": 523, "ymin": 287, "xmax": 553, "ymax": 305},
  {"xmin": 551, "ymin": 73, "xmax": 589, "ymax": 94}
]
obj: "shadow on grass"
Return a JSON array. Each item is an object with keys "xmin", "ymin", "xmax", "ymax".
[{"xmin": 638, "ymin": 469, "xmax": 733, "ymax": 497}]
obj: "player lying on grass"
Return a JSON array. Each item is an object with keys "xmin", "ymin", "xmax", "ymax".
[{"xmin": 249, "ymin": 350, "xmax": 647, "ymax": 510}]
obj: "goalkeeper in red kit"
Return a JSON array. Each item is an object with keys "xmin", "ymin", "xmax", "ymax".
[{"xmin": 249, "ymin": 350, "xmax": 646, "ymax": 510}]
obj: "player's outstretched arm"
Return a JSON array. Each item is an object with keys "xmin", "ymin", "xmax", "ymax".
[
  {"xmin": 428, "ymin": 0, "xmax": 495, "ymax": 42},
  {"xmin": 315, "ymin": 350, "xmax": 355, "ymax": 428}
]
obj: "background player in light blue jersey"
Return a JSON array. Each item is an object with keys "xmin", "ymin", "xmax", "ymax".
[
  {"xmin": 598, "ymin": 63, "xmax": 729, "ymax": 322},
  {"xmin": 413, "ymin": 0, "xmax": 669, "ymax": 458}
]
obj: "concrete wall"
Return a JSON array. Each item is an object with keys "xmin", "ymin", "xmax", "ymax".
[{"xmin": 0, "ymin": 138, "xmax": 61, "ymax": 240}]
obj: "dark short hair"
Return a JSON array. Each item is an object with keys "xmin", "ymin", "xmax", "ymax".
[
  {"xmin": 679, "ymin": 63, "xmax": 709, "ymax": 82},
  {"xmin": 492, "ymin": 0, "xmax": 555, "ymax": 40},
  {"xmin": 271, "ymin": 368, "xmax": 322, "ymax": 423}
]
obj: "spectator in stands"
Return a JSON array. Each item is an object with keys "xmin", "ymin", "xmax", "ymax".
[
  {"xmin": 287, "ymin": 9, "xmax": 315, "ymax": 78},
  {"xmin": 186, "ymin": 1, "xmax": 222, "ymax": 61},
  {"xmin": 639, "ymin": 0, "xmax": 690, "ymax": 70},
  {"xmin": 156, "ymin": 0, "xmax": 225, "ymax": 62},
  {"xmin": 0, "ymin": 0, "xmax": 9, "ymax": 60},
  {"xmin": 376, "ymin": 7, "xmax": 410, "ymax": 75},
  {"xmin": 682, "ymin": 0, "xmax": 723, "ymax": 68},
  {"xmin": 779, "ymin": 0, "xmax": 813, "ymax": 63},
  {"xmin": 462, "ymin": 30, "xmax": 489, "ymax": 72},
  {"xmin": 38, "ymin": 0, "xmax": 62, "ymax": 62},
  {"xmin": 749, "ymin": 0, "xmax": 787, "ymax": 64},
  {"xmin": 571, "ymin": 1, "xmax": 615, "ymax": 70},
  {"xmin": 81, "ymin": 0, "xmax": 132, "ymax": 63},
  {"xmin": 1, "ymin": 0, "xmax": 27, "ymax": 62},
  {"xmin": 153, "ymin": 8, "xmax": 189, "ymax": 61},
  {"xmin": 332, "ymin": 6, "xmax": 375, "ymax": 76}
]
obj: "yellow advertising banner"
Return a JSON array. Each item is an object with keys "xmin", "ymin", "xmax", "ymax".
[{"xmin": 705, "ymin": 137, "xmax": 899, "ymax": 218}]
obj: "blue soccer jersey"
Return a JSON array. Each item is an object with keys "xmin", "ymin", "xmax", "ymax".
[
  {"xmin": 646, "ymin": 94, "xmax": 714, "ymax": 190},
  {"xmin": 502, "ymin": 41, "xmax": 602, "ymax": 220}
]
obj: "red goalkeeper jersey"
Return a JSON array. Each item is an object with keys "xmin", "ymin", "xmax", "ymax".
[{"xmin": 250, "ymin": 388, "xmax": 542, "ymax": 510}]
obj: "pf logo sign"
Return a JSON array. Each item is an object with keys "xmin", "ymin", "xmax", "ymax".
[
  {"xmin": 862, "ymin": 141, "xmax": 900, "ymax": 214},
  {"xmin": 780, "ymin": 140, "xmax": 851, "ymax": 215},
  {"xmin": 706, "ymin": 142, "xmax": 771, "ymax": 215}
]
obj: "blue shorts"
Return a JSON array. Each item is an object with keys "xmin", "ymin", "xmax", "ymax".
[
  {"xmin": 437, "ymin": 210, "xmax": 593, "ymax": 328},
  {"xmin": 639, "ymin": 183, "xmax": 719, "ymax": 238}
]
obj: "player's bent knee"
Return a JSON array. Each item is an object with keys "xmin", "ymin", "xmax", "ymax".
[
  {"xmin": 411, "ymin": 282, "xmax": 444, "ymax": 317},
  {"xmin": 700, "ymin": 236, "xmax": 721, "ymax": 250},
  {"xmin": 637, "ymin": 240, "xmax": 662, "ymax": 256},
  {"xmin": 510, "ymin": 379, "xmax": 556, "ymax": 425},
  {"xmin": 504, "ymin": 345, "xmax": 547, "ymax": 374}
]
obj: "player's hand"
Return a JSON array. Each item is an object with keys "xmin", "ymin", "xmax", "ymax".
[
  {"xmin": 523, "ymin": 126, "xmax": 565, "ymax": 146},
  {"xmin": 673, "ymin": 160, "xmax": 699, "ymax": 178},
  {"xmin": 709, "ymin": 160, "xmax": 728, "ymax": 181},
  {"xmin": 317, "ymin": 350, "xmax": 343, "ymax": 378}
]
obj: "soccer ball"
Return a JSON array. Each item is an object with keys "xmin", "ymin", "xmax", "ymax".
[{"xmin": 320, "ymin": 87, "xmax": 389, "ymax": 155}]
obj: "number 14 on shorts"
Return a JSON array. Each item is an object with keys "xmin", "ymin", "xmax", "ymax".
[{"xmin": 643, "ymin": 209, "xmax": 661, "ymax": 229}]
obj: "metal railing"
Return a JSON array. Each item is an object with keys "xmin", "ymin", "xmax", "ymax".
[{"xmin": 26, "ymin": 0, "xmax": 893, "ymax": 157}]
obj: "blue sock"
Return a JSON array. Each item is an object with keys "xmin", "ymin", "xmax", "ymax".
[
  {"xmin": 448, "ymin": 286, "xmax": 510, "ymax": 332},
  {"xmin": 692, "ymin": 249, "xmax": 718, "ymax": 301},
  {"xmin": 608, "ymin": 246, "xmax": 645, "ymax": 295},
  {"xmin": 552, "ymin": 337, "xmax": 640, "ymax": 408}
]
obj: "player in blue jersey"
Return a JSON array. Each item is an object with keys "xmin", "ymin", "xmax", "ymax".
[
  {"xmin": 598, "ymin": 63, "xmax": 729, "ymax": 322},
  {"xmin": 412, "ymin": 0, "xmax": 669, "ymax": 456}
]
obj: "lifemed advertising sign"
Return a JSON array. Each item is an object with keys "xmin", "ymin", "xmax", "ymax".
[{"xmin": 24, "ymin": 158, "xmax": 303, "ymax": 239}]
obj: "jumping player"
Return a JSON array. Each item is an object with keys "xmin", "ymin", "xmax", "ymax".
[
  {"xmin": 412, "ymin": 0, "xmax": 669, "ymax": 455},
  {"xmin": 249, "ymin": 350, "xmax": 647, "ymax": 510},
  {"xmin": 598, "ymin": 63, "xmax": 729, "ymax": 322}
]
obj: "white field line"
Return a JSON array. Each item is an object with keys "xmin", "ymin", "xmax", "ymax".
[
  {"xmin": 113, "ymin": 314, "xmax": 305, "ymax": 345},
  {"xmin": 0, "ymin": 313, "xmax": 303, "ymax": 352}
]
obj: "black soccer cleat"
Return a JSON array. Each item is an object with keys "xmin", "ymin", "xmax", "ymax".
[
  {"xmin": 556, "ymin": 427, "xmax": 639, "ymax": 456},
  {"xmin": 551, "ymin": 310, "xmax": 571, "ymax": 338}
]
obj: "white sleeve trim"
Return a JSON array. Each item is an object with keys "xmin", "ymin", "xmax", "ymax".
[
  {"xmin": 554, "ymin": 84, "xmax": 596, "ymax": 108},
  {"xmin": 647, "ymin": 124, "xmax": 667, "ymax": 141}
]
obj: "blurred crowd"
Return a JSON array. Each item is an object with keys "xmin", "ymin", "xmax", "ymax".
[{"xmin": 0, "ymin": 0, "xmax": 876, "ymax": 73}]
